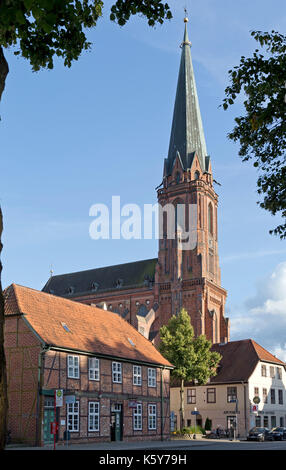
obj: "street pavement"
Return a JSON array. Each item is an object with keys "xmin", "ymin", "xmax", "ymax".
[{"xmin": 6, "ymin": 437, "xmax": 286, "ymax": 451}]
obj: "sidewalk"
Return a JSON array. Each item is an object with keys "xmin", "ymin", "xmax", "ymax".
[{"xmin": 6, "ymin": 437, "xmax": 239, "ymax": 451}]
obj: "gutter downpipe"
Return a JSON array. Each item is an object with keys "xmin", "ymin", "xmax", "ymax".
[
  {"xmin": 36, "ymin": 344, "xmax": 51, "ymax": 446},
  {"xmin": 244, "ymin": 381, "xmax": 248, "ymax": 437},
  {"xmin": 161, "ymin": 367, "xmax": 164, "ymax": 441}
]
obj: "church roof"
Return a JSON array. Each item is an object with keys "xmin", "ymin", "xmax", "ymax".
[
  {"xmin": 42, "ymin": 258, "xmax": 157, "ymax": 297},
  {"xmin": 4, "ymin": 283, "xmax": 172, "ymax": 368},
  {"xmin": 166, "ymin": 18, "xmax": 208, "ymax": 176}
]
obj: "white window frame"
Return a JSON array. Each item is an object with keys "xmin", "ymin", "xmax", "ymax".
[
  {"xmin": 148, "ymin": 404, "xmax": 157, "ymax": 430},
  {"xmin": 67, "ymin": 401, "xmax": 79, "ymax": 432},
  {"xmin": 261, "ymin": 364, "xmax": 267, "ymax": 377},
  {"xmin": 133, "ymin": 365, "xmax": 142, "ymax": 386},
  {"xmin": 148, "ymin": 368, "xmax": 156, "ymax": 388},
  {"xmin": 67, "ymin": 355, "xmax": 80, "ymax": 379},
  {"xmin": 89, "ymin": 357, "xmax": 100, "ymax": 381},
  {"xmin": 133, "ymin": 403, "xmax": 142, "ymax": 431},
  {"xmin": 88, "ymin": 401, "xmax": 100, "ymax": 432},
  {"xmin": 112, "ymin": 362, "xmax": 122, "ymax": 383}
]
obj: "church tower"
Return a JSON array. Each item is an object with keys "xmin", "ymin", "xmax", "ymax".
[
  {"xmin": 154, "ymin": 18, "xmax": 229, "ymax": 344},
  {"xmin": 42, "ymin": 17, "xmax": 229, "ymax": 347}
]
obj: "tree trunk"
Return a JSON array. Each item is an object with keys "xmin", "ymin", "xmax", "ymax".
[
  {"xmin": 0, "ymin": 47, "xmax": 9, "ymax": 103},
  {"xmin": 179, "ymin": 379, "xmax": 185, "ymax": 430},
  {"xmin": 0, "ymin": 208, "xmax": 7, "ymax": 450},
  {"xmin": 0, "ymin": 47, "xmax": 9, "ymax": 450}
]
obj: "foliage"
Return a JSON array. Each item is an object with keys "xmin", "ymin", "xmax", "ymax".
[
  {"xmin": 204, "ymin": 417, "xmax": 212, "ymax": 431},
  {"xmin": 222, "ymin": 30, "xmax": 286, "ymax": 238},
  {"xmin": 159, "ymin": 309, "xmax": 221, "ymax": 431},
  {"xmin": 159, "ymin": 309, "xmax": 221, "ymax": 384},
  {"xmin": 0, "ymin": 1, "xmax": 172, "ymax": 72},
  {"xmin": 110, "ymin": 0, "xmax": 172, "ymax": 27},
  {"xmin": 173, "ymin": 426, "xmax": 205, "ymax": 435}
]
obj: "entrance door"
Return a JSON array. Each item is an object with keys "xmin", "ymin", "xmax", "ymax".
[
  {"xmin": 110, "ymin": 404, "xmax": 122, "ymax": 441},
  {"xmin": 227, "ymin": 416, "xmax": 237, "ymax": 438},
  {"xmin": 43, "ymin": 398, "xmax": 55, "ymax": 445}
]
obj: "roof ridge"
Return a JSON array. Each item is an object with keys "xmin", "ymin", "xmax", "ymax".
[
  {"xmin": 8, "ymin": 283, "xmax": 158, "ymax": 346},
  {"xmin": 7, "ymin": 283, "xmax": 107, "ymax": 315},
  {"xmin": 47, "ymin": 257, "xmax": 158, "ymax": 280},
  {"xmin": 250, "ymin": 338, "xmax": 285, "ymax": 364}
]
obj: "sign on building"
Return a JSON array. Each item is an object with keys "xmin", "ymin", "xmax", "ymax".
[
  {"xmin": 55, "ymin": 389, "xmax": 63, "ymax": 407},
  {"xmin": 65, "ymin": 395, "xmax": 76, "ymax": 404}
]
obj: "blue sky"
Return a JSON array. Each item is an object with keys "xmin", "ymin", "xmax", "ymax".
[{"xmin": 1, "ymin": 0, "xmax": 286, "ymax": 358}]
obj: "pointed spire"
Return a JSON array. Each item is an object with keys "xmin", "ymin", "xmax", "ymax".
[{"xmin": 166, "ymin": 17, "xmax": 208, "ymax": 175}]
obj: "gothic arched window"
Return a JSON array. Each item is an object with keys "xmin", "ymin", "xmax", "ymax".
[
  {"xmin": 174, "ymin": 199, "xmax": 185, "ymax": 235},
  {"xmin": 194, "ymin": 170, "xmax": 200, "ymax": 180},
  {"xmin": 208, "ymin": 203, "xmax": 213, "ymax": 235}
]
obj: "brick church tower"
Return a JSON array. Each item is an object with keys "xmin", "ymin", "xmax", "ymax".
[
  {"xmin": 153, "ymin": 18, "xmax": 229, "ymax": 343},
  {"xmin": 43, "ymin": 19, "xmax": 229, "ymax": 345}
]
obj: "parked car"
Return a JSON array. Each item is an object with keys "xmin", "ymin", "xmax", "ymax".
[
  {"xmin": 269, "ymin": 427, "xmax": 286, "ymax": 441},
  {"xmin": 246, "ymin": 427, "xmax": 272, "ymax": 442}
]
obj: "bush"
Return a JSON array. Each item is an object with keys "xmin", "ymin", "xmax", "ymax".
[
  {"xmin": 204, "ymin": 417, "xmax": 212, "ymax": 431},
  {"xmin": 175, "ymin": 426, "xmax": 204, "ymax": 435}
]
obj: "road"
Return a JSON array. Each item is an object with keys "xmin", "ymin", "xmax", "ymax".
[{"xmin": 6, "ymin": 438, "xmax": 286, "ymax": 451}]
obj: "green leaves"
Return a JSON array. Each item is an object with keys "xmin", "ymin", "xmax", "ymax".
[
  {"xmin": 0, "ymin": 1, "xmax": 172, "ymax": 74},
  {"xmin": 222, "ymin": 30, "xmax": 286, "ymax": 238},
  {"xmin": 109, "ymin": 0, "xmax": 172, "ymax": 27},
  {"xmin": 159, "ymin": 308, "xmax": 221, "ymax": 384}
]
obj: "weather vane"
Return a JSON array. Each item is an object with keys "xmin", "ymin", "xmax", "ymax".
[{"xmin": 184, "ymin": 6, "xmax": 188, "ymax": 21}]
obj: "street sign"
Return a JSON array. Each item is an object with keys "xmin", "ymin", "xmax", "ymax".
[
  {"xmin": 252, "ymin": 404, "xmax": 258, "ymax": 412},
  {"xmin": 191, "ymin": 411, "xmax": 199, "ymax": 415},
  {"xmin": 55, "ymin": 389, "xmax": 63, "ymax": 407},
  {"xmin": 253, "ymin": 396, "xmax": 260, "ymax": 404}
]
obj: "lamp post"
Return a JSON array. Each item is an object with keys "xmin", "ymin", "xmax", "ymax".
[{"xmin": 234, "ymin": 398, "xmax": 238, "ymax": 441}]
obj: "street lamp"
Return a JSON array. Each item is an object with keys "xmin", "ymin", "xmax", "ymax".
[{"xmin": 229, "ymin": 397, "xmax": 238, "ymax": 440}]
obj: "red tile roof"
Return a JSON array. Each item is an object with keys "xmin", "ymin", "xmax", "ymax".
[
  {"xmin": 210, "ymin": 339, "xmax": 285, "ymax": 384},
  {"xmin": 4, "ymin": 284, "xmax": 172, "ymax": 368},
  {"xmin": 171, "ymin": 339, "xmax": 285, "ymax": 387}
]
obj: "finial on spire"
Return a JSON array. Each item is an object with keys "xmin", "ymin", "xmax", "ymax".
[
  {"xmin": 181, "ymin": 9, "xmax": 191, "ymax": 47},
  {"xmin": 184, "ymin": 7, "xmax": 188, "ymax": 22}
]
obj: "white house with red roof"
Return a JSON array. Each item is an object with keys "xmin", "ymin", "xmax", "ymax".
[{"xmin": 170, "ymin": 339, "xmax": 286, "ymax": 438}]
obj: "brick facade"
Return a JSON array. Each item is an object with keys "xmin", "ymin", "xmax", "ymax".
[
  {"xmin": 4, "ymin": 288, "xmax": 171, "ymax": 446},
  {"xmin": 4, "ymin": 315, "xmax": 41, "ymax": 444}
]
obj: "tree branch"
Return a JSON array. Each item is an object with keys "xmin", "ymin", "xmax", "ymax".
[{"xmin": 0, "ymin": 47, "xmax": 9, "ymax": 103}]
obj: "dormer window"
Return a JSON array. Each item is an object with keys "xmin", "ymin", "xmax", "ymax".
[
  {"xmin": 61, "ymin": 322, "xmax": 70, "ymax": 333},
  {"xmin": 194, "ymin": 170, "xmax": 200, "ymax": 180},
  {"xmin": 115, "ymin": 278, "xmax": 123, "ymax": 288},
  {"xmin": 176, "ymin": 171, "xmax": 181, "ymax": 184},
  {"xmin": 91, "ymin": 282, "xmax": 99, "ymax": 292},
  {"xmin": 67, "ymin": 286, "xmax": 75, "ymax": 295}
]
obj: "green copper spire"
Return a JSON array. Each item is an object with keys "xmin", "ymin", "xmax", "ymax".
[{"xmin": 166, "ymin": 17, "xmax": 208, "ymax": 175}]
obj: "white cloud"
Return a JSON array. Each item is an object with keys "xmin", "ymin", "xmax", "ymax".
[
  {"xmin": 222, "ymin": 250, "xmax": 286, "ymax": 264},
  {"xmin": 229, "ymin": 262, "xmax": 286, "ymax": 361},
  {"xmin": 272, "ymin": 344, "xmax": 286, "ymax": 362}
]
